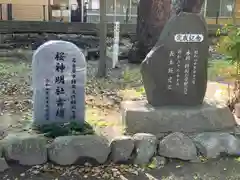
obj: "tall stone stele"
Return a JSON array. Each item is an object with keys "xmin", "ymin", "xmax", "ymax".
[
  {"xmin": 141, "ymin": 1, "xmax": 208, "ymax": 106},
  {"xmin": 32, "ymin": 40, "xmax": 86, "ymax": 125},
  {"xmin": 121, "ymin": 0, "xmax": 236, "ymax": 136}
]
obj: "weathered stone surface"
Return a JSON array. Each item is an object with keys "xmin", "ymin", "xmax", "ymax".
[
  {"xmin": 158, "ymin": 132, "xmax": 197, "ymax": 160},
  {"xmin": 133, "ymin": 133, "xmax": 157, "ymax": 164},
  {"xmin": 194, "ymin": 133, "xmax": 240, "ymax": 158},
  {"xmin": 0, "ymin": 158, "xmax": 9, "ymax": 172},
  {"xmin": 141, "ymin": 13, "xmax": 208, "ymax": 106},
  {"xmin": 121, "ymin": 100, "xmax": 236, "ymax": 135},
  {"xmin": 110, "ymin": 136, "xmax": 134, "ymax": 163},
  {"xmin": 32, "ymin": 40, "xmax": 86, "ymax": 125},
  {"xmin": 2, "ymin": 133, "xmax": 47, "ymax": 165},
  {"xmin": 48, "ymin": 135, "xmax": 110, "ymax": 165}
]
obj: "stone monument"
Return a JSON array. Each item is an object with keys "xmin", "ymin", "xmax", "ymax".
[
  {"xmin": 32, "ymin": 40, "xmax": 86, "ymax": 125},
  {"xmin": 121, "ymin": 12, "xmax": 237, "ymax": 135},
  {"xmin": 141, "ymin": 12, "xmax": 208, "ymax": 106}
]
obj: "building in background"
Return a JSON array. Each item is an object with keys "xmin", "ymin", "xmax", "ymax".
[
  {"xmin": 0, "ymin": 0, "xmax": 239, "ymax": 25},
  {"xmin": 86, "ymin": 0, "xmax": 137, "ymax": 23},
  {"xmin": 0, "ymin": 0, "xmax": 49, "ymax": 21},
  {"xmin": 203, "ymin": 0, "xmax": 238, "ymax": 24},
  {"xmin": 83, "ymin": 0, "xmax": 240, "ymax": 25}
]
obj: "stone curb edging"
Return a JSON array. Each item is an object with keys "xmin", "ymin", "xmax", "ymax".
[{"xmin": 1, "ymin": 131, "xmax": 240, "ymax": 172}]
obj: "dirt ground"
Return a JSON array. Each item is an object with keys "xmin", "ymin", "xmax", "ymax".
[
  {"xmin": 0, "ymin": 54, "xmax": 239, "ymax": 179},
  {"xmin": 2, "ymin": 158, "xmax": 240, "ymax": 180}
]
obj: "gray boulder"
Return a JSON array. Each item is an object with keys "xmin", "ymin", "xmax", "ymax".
[
  {"xmin": 158, "ymin": 132, "xmax": 197, "ymax": 160},
  {"xmin": 194, "ymin": 133, "xmax": 240, "ymax": 158},
  {"xmin": 110, "ymin": 136, "xmax": 134, "ymax": 163},
  {"xmin": 48, "ymin": 135, "xmax": 110, "ymax": 165},
  {"xmin": 133, "ymin": 133, "xmax": 157, "ymax": 164},
  {"xmin": 2, "ymin": 133, "xmax": 47, "ymax": 165}
]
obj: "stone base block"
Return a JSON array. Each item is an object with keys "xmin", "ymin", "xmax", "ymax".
[{"xmin": 121, "ymin": 100, "xmax": 237, "ymax": 135}]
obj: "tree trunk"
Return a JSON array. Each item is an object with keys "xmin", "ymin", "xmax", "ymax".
[
  {"xmin": 128, "ymin": 0, "xmax": 205, "ymax": 64},
  {"xmin": 97, "ymin": 0, "xmax": 107, "ymax": 77}
]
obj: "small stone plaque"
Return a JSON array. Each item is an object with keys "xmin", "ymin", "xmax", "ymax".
[
  {"xmin": 141, "ymin": 13, "xmax": 209, "ymax": 106},
  {"xmin": 32, "ymin": 40, "xmax": 86, "ymax": 125}
]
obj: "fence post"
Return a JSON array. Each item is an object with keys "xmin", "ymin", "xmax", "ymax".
[
  {"xmin": 0, "ymin": 4, "xmax": 2, "ymax": 20},
  {"xmin": 112, "ymin": 21, "xmax": 120, "ymax": 68},
  {"xmin": 7, "ymin": 4, "xmax": 12, "ymax": 20},
  {"xmin": 125, "ymin": 0, "xmax": 130, "ymax": 23},
  {"xmin": 216, "ymin": 11, "xmax": 219, "ymax": 24},
  {"xmin": 43, "ymin": 5, "xmax": 46, "ymax": 21}
]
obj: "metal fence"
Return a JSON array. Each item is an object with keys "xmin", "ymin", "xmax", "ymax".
[{"xmin": 86, "ymin": 8, "xmax": 137, "ymax": 23}]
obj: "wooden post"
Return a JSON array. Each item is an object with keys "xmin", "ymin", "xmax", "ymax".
[
  {"xmin": 126, "ymin": 0, "xmax": 130, "ymax": 23},
  {"xmin": 232, "ymin": 0, "xmax": 237, "ymax": 25},
  {"xmin": 97, "ymin": 0, "xmax": 107, "ymax": 77},
  {"xmin": 114, "ymin": 0, "xmax": 116, "ymax": 22},
  {"xmin": 112, "ymin": 21, "xmax": 120, "ymax": 68},
  {"xmin": 0, "ymin": 4, "xmax": 2, "ymax": 20},
  {"xmin": 43, "ymin": 5, "xmax": 46, "ymax": 21}
]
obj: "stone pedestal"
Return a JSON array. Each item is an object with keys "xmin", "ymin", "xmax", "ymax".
[{"xmin": 121, "ymin": 100, "xmax": 236, "ymax": 135}]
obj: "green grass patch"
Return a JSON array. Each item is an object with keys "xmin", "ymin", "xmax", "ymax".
[
  {"xmin": 0, "ymin": 61, "xmax": 30, "ymax": 77},
  {"xmin": 34, "ymin": 122, "xmax": 95, "ymax": 138},
  {"xmin": 208, "ymin": 59, "xmax": 235, "ymax": 82}
]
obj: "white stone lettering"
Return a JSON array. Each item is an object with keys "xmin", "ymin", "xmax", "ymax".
[
  {"xmin": 184, "ymin": 50, "xmax": 191, "ymax": 94},
  {"xmin": 169, "ymin": 59, "xmax": 174, "ymax": 65},
  {"xmin": 174, "ymin": 34, "xmax": 204, "ymax": 43},
  {"xmin": 168, "ymin": 84, "xmax": 172, "ymax": 90},
  {"xmin": 168, "ymin": 68, "xmax": 174, "ymax": 74},
  {"xmin": 176, "ymin": 49, "xmax": 182, "ymax": 86},
  {"xmin": 167, "ymin": 50, "xmax": 176, "ymax": 90},
  {"xmin": 169, "ymin": 51, "xmax": 175, "ymax": 57},
  {"xmin": 192, "ymin": 50, "xmax": 199, "ymax": 84},
  {"xmin": 168, "ymin": 76, "xmax": 173, "ymax": 83}
]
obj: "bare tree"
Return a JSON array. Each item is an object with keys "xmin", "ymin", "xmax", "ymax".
[{"xmin": 128, "ymin": 0, "xmax": 205, "ymax": 64}]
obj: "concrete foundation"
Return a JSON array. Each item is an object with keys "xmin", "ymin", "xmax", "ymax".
[{"xmin": 121, "ymin": 100, "xmax": 237, "ymax": 135}]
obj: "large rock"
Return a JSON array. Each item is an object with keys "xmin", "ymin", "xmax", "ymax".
[
  {"xmin": 193, "ymin": 132, "xmax": 240, "ymax": 158},
  {"xmin": 110, "ymin": 136, "xmax": 134, "ymax": 163},
  {"xmin": 141, "ymin": 12, "xmax": 209, "ymax": 106},
  {"xmin": 48, "ymin": 135, "xmax": 110, "ymax": 165},
  {"xmin": 158, "ymin": 132, "xmax": 197, "ymax": 160},
  {"xmin": 2, "ymin": 133, "xmax": 47, "ymax": 165},
  {"xmin": 133, "ymin": 133, "xmax": 157, "ymax": 164},
  {"xmin": 121, "ymin": 100, "xmax": 236, "ymax": 135}
]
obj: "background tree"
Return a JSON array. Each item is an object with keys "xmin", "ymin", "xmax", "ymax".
[{"xmin": 128, "ymin": 0, "xmax": 205, "ymax": 64}]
